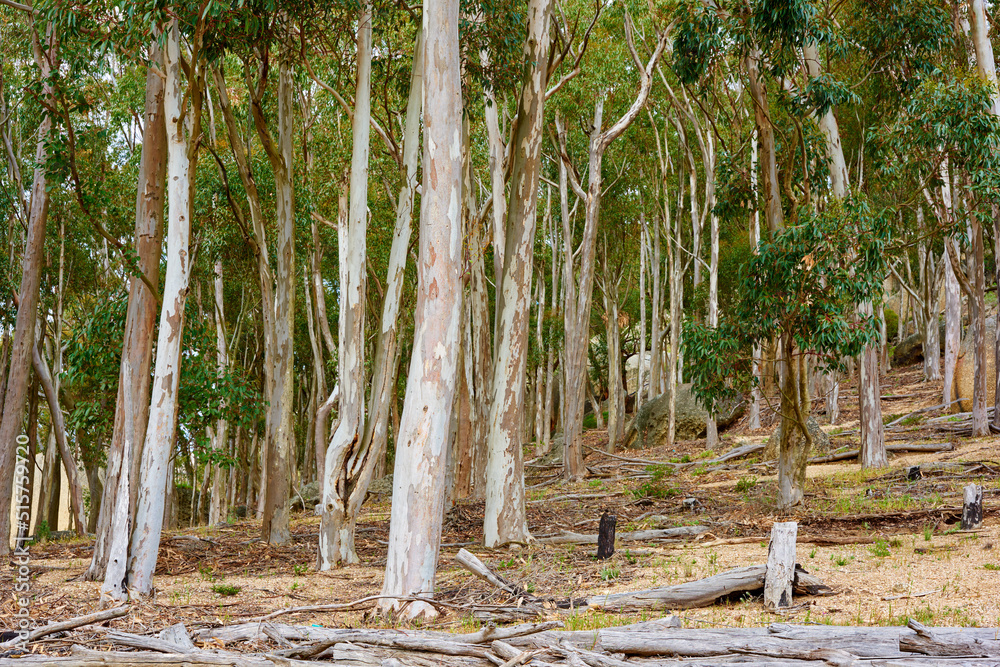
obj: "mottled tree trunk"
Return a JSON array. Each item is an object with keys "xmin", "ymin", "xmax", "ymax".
[
  {"xmin": 318, "ymin": 5, "xmax": 372, "ymax": 566},
  {"xmin": 484, "ymin": 0, "xmax": 550, "ymax": 547},
  {"xmin": 0, "ymin": 25, "xmax": 57, "ymax": 556},
  {"xmin": 126, "ymin": 19, "xmax": 198, "ymax": 596},
  {"xmin": 210, "ymin": 260, "xmax": 228, "ymax": 525},
  {"xmin": 319, "ymin": 18, "xmax": 421, "ymax": 569},
  {"xmin": 379, "ymin": 0, "xmax": 463, "ymax": 618},
  {"xmin": 258, "ymin": 60, "xmax": 296, "ymax": 546},
  {"xmin": 558, "ymin": 26, "xmax": 664, "ymax": 479},
  {"xmin": 776, "ymin": 338, "xmax": 810, "ymax": 509},
  {"xmin": 705, "ymin": 132, "xmax": 719, "ymax": 449},
  {"xmin": 967, "ymin": 0, "xmax": 1000, "ymax": 431},
  {"xmin": 88, "ymin": 45, "xmax": 165, "ymax": 580}
]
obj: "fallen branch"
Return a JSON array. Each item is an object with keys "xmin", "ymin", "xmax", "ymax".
[
  {"xmin": 0, "ymin": 606, "xmax": 129, "ymax": 648},
  {"xmin": 808, "ymin": 442, "xmax": 953, "ymax": 465}
]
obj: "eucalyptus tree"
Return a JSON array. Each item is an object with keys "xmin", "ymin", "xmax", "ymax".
[
  {"xmin": 0, "ymin": 7, "xmax": 58, "ymax": 555},
  {"xmin": 88, "ymin": 41, "xmax": 167, "ymax": 581},
  {"xmin": 379, "ymin": 0, "xmax": 463, "ymax": 620},
  {"xmin": 126, "ymin": 5, "xmax": 209, "ymax": 597},
  {"xmin": 554, "ymin": 6, "xmax": 665, "ymax": 480},
  {"xmin": 482, "ymin": 0, "xmax": 553, "ymax": 548},
  {"xmin": 671, "ymin": 0, "xmax": 892, "ymax": 505}
]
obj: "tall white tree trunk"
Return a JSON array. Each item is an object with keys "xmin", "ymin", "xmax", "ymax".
[
  {"xmin": 126, "ymin": 20, "xmax": 195, "ymax": 596},
  {"xmin": 379, "ymin": 0, "xmax": 463, "ymax": 619},
  {"xmin": 534, "ymin": 280, "xmax": 546, "ymax": 447},
  {"xmin": 638, "ymin": 217, "xmax": 648, "ymax": 404},
  {"xmin": 967, "ymin": 0, "xmax": 1000, "ymax": 431},
  {"xmin": 484, "ymin": 0, "xmax": 551, "ymax": 546},
  {"xmin": 942, "ymin": 166, "xmax": 961, "ymax": 407},
  {"xmin": 319, "ymin": 4, "xmax": 373, "ymax": 567},
  {"xmin": 705, "ymin": 131, "xmax": 719, "ymax": 449},
  {"xmin": 649, "ymin": 206, "xmax": 662, "ymax": 403},
  {"xmin": 748, "ymin": 131, "xmax": 763, "ymax": 430},
  {"xmin": 319, "ymin": 18, "xmax": 422, "ymax": 569},
  {"xmin": 89, "ymin": 44, "xmax": 166, "ymax": 580}
]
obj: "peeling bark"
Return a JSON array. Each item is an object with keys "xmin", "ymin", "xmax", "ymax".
[
  {"xmin": 126, "ymin": 19, "xmax": 199, "ymax": 596},
  {"xmin": 88, "ymin": 44, "xmax": 166, "ymax": 580},
  {"xmin": 379, "ymin": 0, "xmax": 464, "ymax": 619},
  {"xmin": 484, "ymin": 0, "xmax": 552, "ymax": 548},
  {"xmin": 0, "ymin": 24, "xmax": 57, "ymax": 555}
]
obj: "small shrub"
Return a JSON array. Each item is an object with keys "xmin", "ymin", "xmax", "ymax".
[
  {"xmin": 600, "ymin": 566, "xmax": 621, "ymax": 581},
  {"xmin": 212, "ymin": 584, "xmax": 241, "ymax": 596},
  {"xmin": 735, "ymin": 476, "xmax": 758, "ymax": 493},
  {"xmin": 869, "ymin": 539, "xmax": 891, "ymax": 558},
  {"xmin": 35, "ymin": 521, "xmax": 51, "ymax": 542},
  {"xmin": 984, "ymin": 563, "xmax": 1000, "ymax": 571}
]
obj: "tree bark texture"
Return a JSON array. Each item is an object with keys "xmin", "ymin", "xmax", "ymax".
[
  {"xmin": 558, "ymin": 26, "xmax": 664, "ymax": 481},
  {"xmin": 126, "ymin": 20, "xmax": 196, "ymax": 597},
  {"xmin": 0, "ymin": 24, "xmax": 57, "ymax": 556},
  {"xmin": 483, "ymin": 0, "xmax": 551, "ymax": 547},
  {"xmin": 89, "ymin": 48, "xmax": 166, "ymax": 580},
  {"xmin": 379, "ymin": 0, "xmax": 463, "ymax": 619},
  {"xmin": 320, "ymin": 16, "xmax": 423, "ymax": 568},
  {"xmin": 259, "ymin": 60, "xmax": 296, "ymax": 546}
]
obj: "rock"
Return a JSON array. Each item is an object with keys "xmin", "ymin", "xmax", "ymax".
[
  {"xmin": 626, "ymin": 384, "xmax": 745, "ymax": 448},
  {"xmin": 367, "ymin": 474, "xmax": 394, "ymax": 497},
  {"xmin": 953, "ymin": 314, "xmax": 997, "ymax": 413},
  {"xmin": 537, "ymin": 435, "xmax": 565, "ymax": 466},
  {"xmin": 892, "ymin": 332, "xmax": 924, "ymax": 367},
  {"xmin": 884, "ymin": 308, "xmax": 898, "ymax": 342},
  {"xmin": 300, "ymin": 480, "xmax": 320, "ymax": 505},
  {"xmin": 625, "ymin": 352, "xmax": 652, "ymax": 395},
  {"xmin": 766, "ymin": 417, "xmax": 831, "ymax": 459}
]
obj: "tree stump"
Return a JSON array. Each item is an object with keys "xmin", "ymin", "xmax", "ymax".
[
  {"xmin": 596, "ymin": 512, "xmax": 616, "ymax": 560},
  {"xmin": 962, "ymin": 484, "xmax": 983, "ymax": 530},
  {"xmin": 764, "ymin": 521, "xmax": 797, "ymax": 610}
]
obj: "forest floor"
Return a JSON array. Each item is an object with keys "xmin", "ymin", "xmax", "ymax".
[{"xmin": 6, "ymin": 359, "xmax": 999, "ymax": 644}]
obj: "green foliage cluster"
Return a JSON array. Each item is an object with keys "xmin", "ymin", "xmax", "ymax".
[{"xmin": 683, "ymin": 198, "xmax": 889, "ymax": 412}]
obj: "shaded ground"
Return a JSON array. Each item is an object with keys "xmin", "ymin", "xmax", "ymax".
[{"xmin": 2, "ymin": 357, "xmax": 998, "ymax": 649}]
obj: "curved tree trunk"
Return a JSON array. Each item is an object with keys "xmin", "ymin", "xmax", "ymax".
[
  {"xmin": 319, "ymin": 17, "xmax": 422, "ymax": 569},
  {"xmin": 0, "ymin": 24, "xmax": 57, "ymax": 556}
]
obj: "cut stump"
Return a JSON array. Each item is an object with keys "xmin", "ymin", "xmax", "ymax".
[{"xmin": 763, "ymin": 521, "xmax": 797, "ymax": 611}]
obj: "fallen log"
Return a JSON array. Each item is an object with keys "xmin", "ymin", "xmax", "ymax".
[
  {"xmin": 455, "ymin": 549, "xmax": 526, "ymax": 596},
  {"xmin": 900, "ymin": 619, "xmax": 1000, "ymax": 658},
  {"xmin": 586, "ymin": 565, "xmax": 767, "ymax": 611},
  {"xmin": 0, "ymin": 606, "xmax": 129, "ymax": 649},
  {"xmin": 586, "ymin": 562, "xmax": 833, "ymax": 612},
  {"xmin": 808, "ymin": 442, "xmax": 953, "ymax": 465},
  {"xmin": 537, "ymin": 525, "xmax": 709, "ymax": 545},
  {"xmin": 21, "ymin": 618, "xmax": 1000, "ymax": 667}
]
